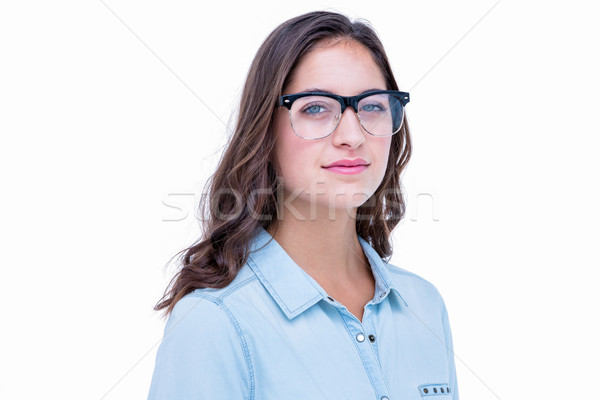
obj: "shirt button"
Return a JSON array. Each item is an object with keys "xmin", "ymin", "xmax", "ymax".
[
  {"xmin": 368, "ymin": 334, "xmax": 375, "ymax": 342},
  {"xmin": 356, "ymin": 333, "xmax": 365, "ymax": 342},
  {"xmin": 379, "ymin": 293, "xmax": 386, "ymax": 298},
  {"xmin": 381, "ymin": 397, "xmax": 389, "ymax": 400},
  {"xmin": 327, "ymin": 296, "xmax": 334, "ymax": 302}
]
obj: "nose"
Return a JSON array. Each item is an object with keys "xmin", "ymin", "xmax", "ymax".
[{"xmin": 331, "ymin": 107, "xmax": 365, "ymax": 149}]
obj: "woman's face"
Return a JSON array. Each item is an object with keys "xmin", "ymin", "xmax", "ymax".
[{"xmin": 271, "ymin": 39, "xmax": 392, "ymax": 216}]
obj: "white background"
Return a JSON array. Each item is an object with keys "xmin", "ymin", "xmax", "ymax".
[{"xmin": 1, "ymin": 1, "xmax": 599, "ymax": 399}]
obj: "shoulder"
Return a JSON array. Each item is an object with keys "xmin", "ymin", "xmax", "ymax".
[
  {"xmin": 149, "ymin": 286, "xmax": 254, "ymax": 399},
  {"xmin": 383, "ymin": 261, "xmax": 447, "ymax": 310},
  {"xmin": 155, "ymin": 287, "xmax": 255, "ymax": 376},
  {"xmin": 163, "ymin": 291, "xmax": 242, "ymax": 346},
  {"xmin": 165, "ymin": 259, "xmax": 260, "ymax": 329},
  {"xmin": 168, "ymin": 263, "xmax": 257, "ymax": 325},
  {"xmin": 384, "ymin": 261, "xmax": 439, "ymax": 290},
  {"xmin": 162, "ymin": 262, "xmax": 267, "ymax": 340},
  {"xmin": 176, "ymin": 263, "xmax": 258, "ymax": 304}
]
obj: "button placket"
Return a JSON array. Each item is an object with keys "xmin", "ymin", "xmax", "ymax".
[
  {"xmin": 338, "ymin": 304, "xmax": 390, "ymax": 400},
  {"xmin": 361, "ymin": 310, "xmax": 381, "ymax": 367}
]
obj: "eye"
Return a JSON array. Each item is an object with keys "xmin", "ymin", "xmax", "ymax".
[
  {"xmin": 302, "ymin": 103, "xmax": 329, "ymax": 114},
  {"xmin": 361, "ymin": 103, "xmax": 385, "ymax": 112}
]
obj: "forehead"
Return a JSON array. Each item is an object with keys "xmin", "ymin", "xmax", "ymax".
[{"xmin": 284, "ymin": 40, "xmax": 387, "ymax": 96}]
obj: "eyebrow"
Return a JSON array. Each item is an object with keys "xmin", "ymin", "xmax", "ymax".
[{"xmin": 299, "ymin": 87, "xmax": 386, "ymax": 95}]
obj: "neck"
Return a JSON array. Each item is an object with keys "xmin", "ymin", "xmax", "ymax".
[{"xmin": 265, "ymin": 195, "xmax": 371, "ymax": 284}]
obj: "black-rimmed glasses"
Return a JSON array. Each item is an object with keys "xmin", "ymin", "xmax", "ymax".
[{"xmin": 279, "ymin": 90, "xmax": 409, "ymax": 140}]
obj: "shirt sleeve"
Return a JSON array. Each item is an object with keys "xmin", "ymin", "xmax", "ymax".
[
  {"xmin": 441, "ymin": 299, "xmax": 460, "ymax": 400},
  {"xmin": 147, "ymin": 294, "xmax": 251, "ymax": 399}
]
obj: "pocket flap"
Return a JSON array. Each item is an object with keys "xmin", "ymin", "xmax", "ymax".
[{"xmin": 418, "ymin": 383, "xmax": 452, "ymax": 397}]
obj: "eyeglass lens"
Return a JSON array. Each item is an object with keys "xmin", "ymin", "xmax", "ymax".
[{"xmin": 289, "ymin": 94, "xmax": 404, "ymax": 139}]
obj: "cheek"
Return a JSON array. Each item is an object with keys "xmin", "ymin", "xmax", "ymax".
[
  {"xmin": 373, "ymin": 137, "xmax": 392, "ymax": 180},
  {"xmin": 272, "ymin": 111, "xmax": 290, "ymax": 170},
  {"xmin": 277, "ymin": 145, "xmax": 316, "ymax": 190},
  {"xmin": 272, "ymin": 111, "xmax": 314, "ymax": 184}
]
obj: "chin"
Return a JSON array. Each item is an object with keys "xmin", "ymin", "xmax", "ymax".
[{"xmin": 329, "ymin": 191, "xmax": 375, "ymax": 211}]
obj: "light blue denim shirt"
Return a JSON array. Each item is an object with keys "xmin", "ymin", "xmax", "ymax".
[{"xmin": 148, "ymin": 226, "xmax": 459, "ymax": 399}]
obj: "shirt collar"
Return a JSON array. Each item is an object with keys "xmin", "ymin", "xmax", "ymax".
[{"xmin": 247, "ymin": 225, "xmax": 407, "ymax": 320}]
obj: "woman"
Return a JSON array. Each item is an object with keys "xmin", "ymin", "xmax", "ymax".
[{"xmin": 148, "ymin": 11, "xmax": 459, "ymax": 400}]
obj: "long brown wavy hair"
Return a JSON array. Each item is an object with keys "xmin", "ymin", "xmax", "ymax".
[{"xmin": 154, "ymin": 10, "xmax": 412, "ymax": 318}]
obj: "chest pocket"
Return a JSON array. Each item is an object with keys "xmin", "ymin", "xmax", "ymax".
[{"xmin": 418, "ymin": 383, "xmax": 452, "ymax": 399}]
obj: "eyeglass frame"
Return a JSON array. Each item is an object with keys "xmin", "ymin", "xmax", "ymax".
[{"xmin": 279, "ymin": 89, "xmax": 410, "ymax": 140}]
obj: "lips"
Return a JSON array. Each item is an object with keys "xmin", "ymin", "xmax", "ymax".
[
  {"xmin": 322, "ymin": 158, "xmax": 369, "ymax": 168},
  {"xmin": 321, "ymin": 158, "xmax": 370, "ymax": 175}
]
